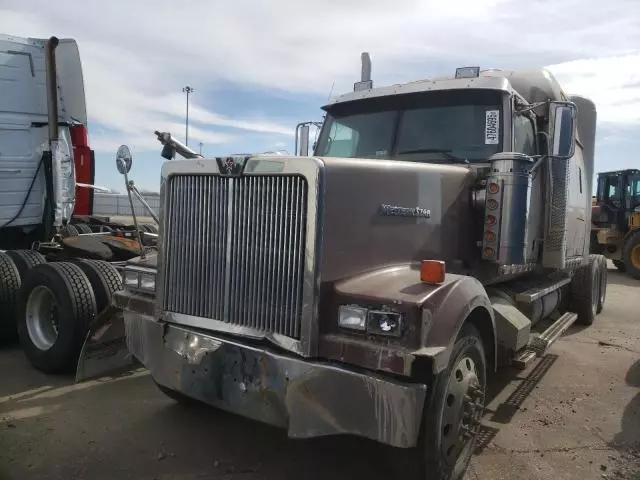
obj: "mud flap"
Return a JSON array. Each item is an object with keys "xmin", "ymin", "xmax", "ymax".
[{"xmin": 75, "ymin": 304, "xmax": 137, "ymax": 383}]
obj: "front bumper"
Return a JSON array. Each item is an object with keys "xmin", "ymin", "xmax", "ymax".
[{"xmin": 119, "ymin": 291, "xmax": 427, "ymax": 448}]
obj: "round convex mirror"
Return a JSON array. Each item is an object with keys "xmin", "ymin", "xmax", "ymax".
[{"xmin": 116, "ymin": 145, "xmax": 133, "ymax": 175}]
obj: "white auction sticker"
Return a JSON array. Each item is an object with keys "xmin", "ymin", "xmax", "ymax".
[{"xmin": 485, "ymin": 110, "xmax": 500, "ymax": 145}]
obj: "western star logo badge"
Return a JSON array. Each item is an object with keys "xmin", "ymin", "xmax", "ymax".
[
  {"xmin": 216, "ymin": 156, "xmax": 249, "ymax": 176},
  {"xmin": 379, "ymin": 204, "xmax": 431, "ymax": 218}
]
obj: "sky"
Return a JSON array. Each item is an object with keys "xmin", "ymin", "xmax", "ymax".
[{"xmin": 1, "ymin": 0, "xmax": 639, "ymax": 192}]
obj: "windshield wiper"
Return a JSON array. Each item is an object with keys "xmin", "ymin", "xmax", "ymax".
[{"xmin": 396, "ymin": 148, "xmax": 468, "ymax": 163}]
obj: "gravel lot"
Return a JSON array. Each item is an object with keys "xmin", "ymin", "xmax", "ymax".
[{"xmin": 1, "ymin": 265, "xmax": 638, "ymax": 480}]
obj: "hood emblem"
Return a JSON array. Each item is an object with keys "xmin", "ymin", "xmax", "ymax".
[
  {"xmin": 379, "ymin": 204, "xmax": 431, "ymax": 218},
  {"xmin": 216, "ymin": 156, "xmax": 249, "ymax": 176}
]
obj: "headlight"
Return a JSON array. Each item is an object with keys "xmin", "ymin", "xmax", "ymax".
[
  {"xmin": 123, "ymin": 270, "xmax": 139, "ymax": 287},
  {"xmin": 338, "ymin": 305, "xmax": 367, "ymax": 331},
  {"xmin": 122, "ymin": 268, "xmax": 156, "ymax": 294},
  {"xmin": 139, "ymin": 273, "xmax": 156, "ymax": 291},
  {"xmin": 338, "ymin": 305, "xmax": 404, "ymax": 337},
  {"xmin": 367, "ymin": 310, "xmax": 403, "ymax": 337}
]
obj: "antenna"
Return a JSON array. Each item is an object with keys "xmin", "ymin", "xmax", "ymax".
[{"xmin": 327, "ymin": 80, "xmax": 335, "ymax": 102}]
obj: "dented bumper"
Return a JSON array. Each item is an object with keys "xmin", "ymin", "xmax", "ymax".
[{"xmin": 119, "ymin": 291, "xmax": 427, "ymax": 448}]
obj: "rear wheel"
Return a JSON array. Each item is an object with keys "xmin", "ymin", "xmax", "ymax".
[
  {"xmin": 59, "ymin": 224, "xmax": 79, "ymax": 238},
  {"xmin": 569, "ymin": 254, "xmax": 602, "ymax": 326},
  {"xmin": 72, "ymin": 260, "xmax": 123, "ymax": 313},
  {"xmin": 5, "ymin": 249, "xmax": 46, "ymax": 281},
  {"xmin": 74, "ymin": 223, "xmax": 93, "ymax": 234},
  {"xmin": 394, "ymin": 324, "xmax": 486, "ymax": 480},
  {"xmin": 597, "ymin": 255, "xmax": 607, "ymax": 314},
  {"xmin": 142, "ymin": 224, "xmax": 158, "ymax": 234},
  {"xmin": 0, "ymin": 253, "xmax": 21, "ymax": 342},
  {"xmin": 17, "ymin": 262, "xmax": 98, "ymax": 373},
  {"xmin": 622, "ymin": 231, "xmax": 640, "ymax": 280}
]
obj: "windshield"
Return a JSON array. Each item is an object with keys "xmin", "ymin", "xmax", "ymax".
[{"xmin": 315, "ymin": 89, "xmax": 505, "ymax": 164}]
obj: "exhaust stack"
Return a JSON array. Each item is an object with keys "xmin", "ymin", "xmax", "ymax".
[
  {"xmin": 354, "ymin": 52, "xmax": 373, "ymax": 91},
  {"xmin": 45, "ymin": 36, "xmax": 60, "ymax": 145}
]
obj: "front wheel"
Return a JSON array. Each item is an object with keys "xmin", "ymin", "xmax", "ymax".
[
  {"xmin": 622, "ymin": 231, "xmax": 640, "ymax": 280},
  {"xmin": 394, "ymin": 324, "xmax": 487, "ymax": 480}
]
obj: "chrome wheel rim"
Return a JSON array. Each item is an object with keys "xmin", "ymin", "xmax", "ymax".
[
  {"xmin": 25, "ymin": 285, "xmax": 59, "ymax": 351},
  {"xmin": 440, "ymin": 355, "xmax": 485, "ymax": 470}
]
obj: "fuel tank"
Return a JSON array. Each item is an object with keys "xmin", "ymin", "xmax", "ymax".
[{"xmin": 317, "ymin": 157, "xmax": 477, "ymax": 282}]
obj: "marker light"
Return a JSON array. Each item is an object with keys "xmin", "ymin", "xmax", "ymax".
[
  {"xmin": 420, "ymin": 260, "xmax": 446, "ymax": 285},
  {"xmin": 488, "ymin": 182, "xmax": 500, "ymax": 194},
  {"xmin": 486, "ymin": 199, "xmax": 499, "ymax": 210},
  {"xmin": 485, "ymin": 231, "xmax": 496, "ymax": 243},
  {"xmin": 483, "ymin": 247, "xmax": 495, "ymax": 258},
  {"xmin": 486, "ymin": 215, "xmax": 497, "ymax": 226}
]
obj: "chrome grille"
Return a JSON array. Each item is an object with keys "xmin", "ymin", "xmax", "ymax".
[{"xmin": 162, "ymin": 174, "xmax": 308, "ymax": 339}]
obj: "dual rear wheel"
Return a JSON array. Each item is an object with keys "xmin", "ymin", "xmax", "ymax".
[{"xmin": 0, "ymin": 251, "xmax": 123, "ymax": 374}]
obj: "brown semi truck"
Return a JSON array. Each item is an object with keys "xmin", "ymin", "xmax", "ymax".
[{"xmin": 78, "ymin": 56, "xmax": 606, "ymax": 480}]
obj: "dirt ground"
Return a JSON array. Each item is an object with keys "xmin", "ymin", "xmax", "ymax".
[{"xmin": 1, "ymin": 265, "xmax": 638, "ymax": 480}]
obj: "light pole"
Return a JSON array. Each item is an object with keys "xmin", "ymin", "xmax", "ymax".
[{"xmin": 182, "ymin": 86, "xmax": 194, "ymax": 146}]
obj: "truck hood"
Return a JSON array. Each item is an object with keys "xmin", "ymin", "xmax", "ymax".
[{"xmin": 316, "ymin": 157, "xmax": 477, "ymax": 283}]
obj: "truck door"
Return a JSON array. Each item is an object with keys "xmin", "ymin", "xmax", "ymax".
[{"xmin": 0, "ymin": 39, "xmax": 49, "ymax": 229}]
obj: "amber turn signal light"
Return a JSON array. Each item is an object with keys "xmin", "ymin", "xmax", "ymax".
[
  {"xmin": 420, "ymin": 260, "xmax": 446, "ymax": 284},
  {"xmin": 488, "ymin": 182, "xmax": 499, "ymax": 194}
]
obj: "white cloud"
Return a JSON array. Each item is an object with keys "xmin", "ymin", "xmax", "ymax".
[
  {"xmin": 0, "ymin": 0, "xmax": 638, "ymax": 158},
  {"xmin": 547, "ymin": 54, "xmax": 640, "ymax": 124}
]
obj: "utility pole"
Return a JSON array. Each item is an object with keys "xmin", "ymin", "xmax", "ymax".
[
  {"xmin": 199, "ymin": 142, "xmax": 203, "ymax": 155},
  {"xmin": 182, "ymin": 86, "xmax": 194, "ymax": 146}
]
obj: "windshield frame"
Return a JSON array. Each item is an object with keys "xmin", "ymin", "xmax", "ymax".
[{"xmin": 314, "ymin": 88, "xmax": 511, "ymax": 164}]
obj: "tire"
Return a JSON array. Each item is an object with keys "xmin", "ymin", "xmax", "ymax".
[
  {"xmin": 16, "ymin": 262, "xmax": 98, "ymax": 373},
  {"xmin": 0, "ymin": 252, "xmax": 21, "ymax": 342},
  {"xmin": 59, "ymin": 224, "xmax": 79, "ymax": 238},
  {"xmin": 72, "ymin": 259, "xmax": 123, "ymax": 313},
  {"xmin": 74, "ymin": 223, "xmax": 93, "ymax": 234},
  {"xmin": 596, "ymin": 255, "xmax": 607, "ymax": 314},
  {"xmin": 5, "ymin": 249, "xmax": 46, "ymax": 281},
  {"xmin": 622, "ymin": 231, "xmax": 640, "ymax": 280},
  {"xmin": 569, "ymin": 254, "xmax": 601, "ymax": 326},
  {"xmin": 143, "ymin": 224, "xmax": 158, "ymax": 234},
  {"xmin": 613, "ymin": 260, "xmax": 626, "ymax": 272},
  {"xmin": 393, "ymin": 324, "xmax": 487, "ymax": 480}
]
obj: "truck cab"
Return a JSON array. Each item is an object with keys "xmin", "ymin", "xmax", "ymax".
[{"xmin": 83, "ymin": 56, "xmax": 607, "ymax": 480}]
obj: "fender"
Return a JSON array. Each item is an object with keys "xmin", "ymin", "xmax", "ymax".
[
  {"xmin": 326, "ymin": 264, "xmax": 496, "ymax": 377},
  {"xmin": 413, "ymin": 274, "xmax": 496, "ymax": 375}
]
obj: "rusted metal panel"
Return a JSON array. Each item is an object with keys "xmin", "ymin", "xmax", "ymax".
[{"xmin": 124, "ymin": 312, "xmax": 427, "ymax": 448}]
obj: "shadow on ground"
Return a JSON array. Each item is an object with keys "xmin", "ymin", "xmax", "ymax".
[{"xmin": 610, "ymin": 359, "xmax": 640, "ymax": 478}]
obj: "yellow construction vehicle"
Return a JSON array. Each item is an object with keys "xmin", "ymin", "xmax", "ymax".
[{"xmin": 590, "ymin": 169, "xmax": 640, "ymax": 279}]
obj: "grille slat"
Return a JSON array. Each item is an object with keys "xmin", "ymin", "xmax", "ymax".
[{"xmin": 163, "ymin": 174, "xmax": 308, "ymax": 340}]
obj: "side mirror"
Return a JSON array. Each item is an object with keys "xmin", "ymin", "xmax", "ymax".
[
  {"xmin": 548, "ymin": 101, "xmax": 577, "ymax": 160},
  {"xmin": 115, "ymin": 145, "xmax": 132, "ymax": 175}
]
